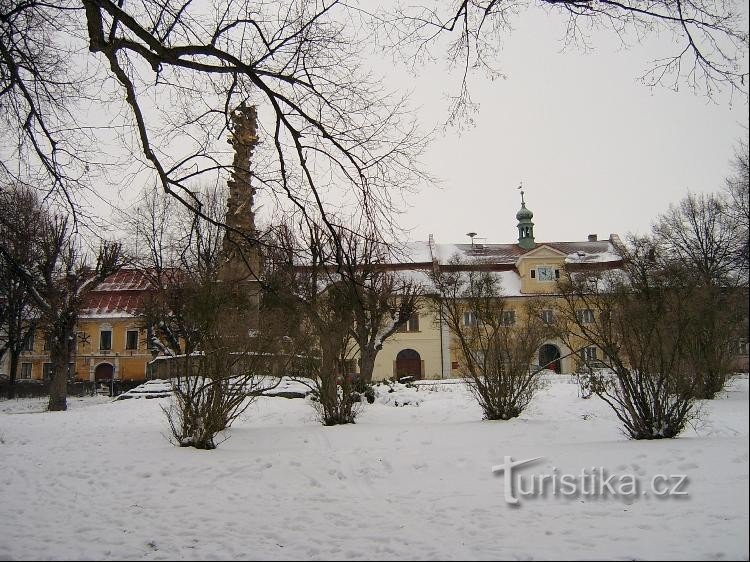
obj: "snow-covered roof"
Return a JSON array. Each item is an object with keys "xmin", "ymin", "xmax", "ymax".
[
  {"xmin": 92, "ymin": 268, "xmax": 153, "ymax": 291},
  {"xmin": 80, "ymin": 268, "xmax": 154, "ymax": 318},
  {"xmin": 398, "ymin": 237, "xmax": 623, "ymax": 268}
]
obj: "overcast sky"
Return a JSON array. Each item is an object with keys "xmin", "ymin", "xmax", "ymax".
[
  {"xmin": 93, "ymin": 3, "xmax": 748, "ymax": 250},
  {"xmin": 369, "ymin": 7, "xmax": 749, "ymax": 247}
]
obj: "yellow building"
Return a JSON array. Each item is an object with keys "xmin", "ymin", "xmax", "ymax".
[
  {"xmin": 16, "ymin": 269, "xmax": 153, "ymax": 383},
  {"xmin": 371, "ymin": 195, "xmax": 626, "ymax": 380}
]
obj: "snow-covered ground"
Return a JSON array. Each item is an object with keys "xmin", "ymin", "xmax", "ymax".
[{"xmin": 0, "ymin": 376, "xmax": 747, "ymax": 560}]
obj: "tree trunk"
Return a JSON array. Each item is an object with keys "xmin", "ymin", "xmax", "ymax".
[
  {"xmin": 359, "ymin": 346, "xmax": 376, "ymax": 383},
  {"xmin": 48, "ymin": 321, "xmax": 74, "ymax": 411},
  {"xmin": 7, "ymin": 350, "xmax": 19, "ymax": 399}
]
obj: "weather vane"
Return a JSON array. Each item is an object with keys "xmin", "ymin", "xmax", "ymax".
[{"xmin": 517, "ymin": 182, "xmax": 525, "ymax": 205}]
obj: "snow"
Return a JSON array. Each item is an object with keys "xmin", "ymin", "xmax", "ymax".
[
  {"xmin": 0, "ymin": 376, "xmax": 747, "ymax": 560},
  {"xmin": 564, "ymin": 246, "xmax": 622, "ymax": 264},
  {"xmin": 400, "ymin": 241, "xmax": 434, "ymax": 264},
  {"xmin": 495, "ymin": 270, "xmax": 522, "ymax": 297}
]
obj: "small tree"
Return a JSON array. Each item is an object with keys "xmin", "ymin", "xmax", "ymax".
[
  {"xmin": 129, "ymin": 186, "xmax": 284, "ymax": 448},
  {"xmin": 652, "ymin": 191, "xmax": 747, "ymax": 397},
  {"xmin": 432, "ymin": 257, "xmax": 552, "ymax": 420},
  {"xmin": 337, "ymin": 225, "xmax": 423, "ymax": 383},
  {"xmin": 264, "ymin": 220, "xmax": 370, "ymax": 426},
  {"xmin": 162, "ymin": 279, "xmax": 283, "ymax": 449},
  {"xmin": 723, "ymin": 134, "xmax": 749, "ymax": 278},
  {"xmin": 557, "ymin": 237, "xmax": 701, "ymax": 439},
  {"xmin": 0, "ymin": 188, "xmax": 122, "ymax": 411},
  {"xmin": 0, "ymin": 186, "xmax": 40, "ymax": 397}
]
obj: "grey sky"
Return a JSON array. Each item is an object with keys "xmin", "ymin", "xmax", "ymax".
[
  {"xmin": 92, "ymin": 3, "xmax": 748, "ymax": 250},
  {"xmin": 374, "ymin": 7, "xmax": 748, "ymax": 246}
]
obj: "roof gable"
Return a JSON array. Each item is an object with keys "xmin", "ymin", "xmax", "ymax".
[{"xmin": 516, "ymin": 244, "xmax": 567, "ymax": 260}]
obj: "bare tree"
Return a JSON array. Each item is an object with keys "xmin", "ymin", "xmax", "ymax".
[
  {"xmin": 265, "ymin": 218, "xmax": 399, "ymax": 425},
  {"xmin": 161, "ymin": 277, "xmax": 285, "ymax": 449},
  {"xmin": 557, "ymin": 236, "xmax": 701, "ymax": 439},
  {"xmin": 723, "ymin": 134, "xmax": 750, "ymax": 278},
  {"xmin": 379, "ymin": 0, "xmax": 747, "ymax": 123},
  {"xmin": 336, "ymin": 224, "xmax": 423, "ymax": 383},
  {"xmin": 652, "ymin": 191, "xmax": 747, "ymax": 396},
  {"xmin": 269, "ymin": 220, "xmax": 361, "ymax": 425},
  {"xmin": 0, "ymin": 185, "xmax": 40, "ymax": 396},
  {"xmin": 431, "ymin": 256, "xmax": 552, "ymax": 420},
  {"xmin": 123, "ymin": 184, "xmax": 228, "ymax": 357},
  {"xmin": 0, "ymin": 189, "xmax": 123, "ymax": 410},
  {"xmin": 0, "ymin": 1, "xmax": 100, "ymax": 211},
  {"xmin": 653, "ymin": 191, "xmax": 742, "ymax": 285},
  {"xmin": 3, "ymin": 1, "xmax": 426, "ymax": 249}
]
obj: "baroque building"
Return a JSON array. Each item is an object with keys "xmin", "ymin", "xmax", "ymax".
[{"xmin": 370, "ymin": 193, "xmax": 627, "ymax": 380}]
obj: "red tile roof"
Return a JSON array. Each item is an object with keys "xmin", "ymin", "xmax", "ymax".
[{"xmin": 81, "ymin": 269, "xmax": 155, "ymax": 318}]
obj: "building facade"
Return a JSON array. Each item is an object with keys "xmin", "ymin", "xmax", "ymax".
[
  {"xmin": 371, "ymin": 199, "xmax": 627, "ymax": 380},
  {"xmin": 12, "ymin": 269, "xmax": 154, "ymax": 383}
]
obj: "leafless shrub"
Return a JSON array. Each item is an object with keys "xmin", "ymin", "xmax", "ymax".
[
  {"xmin": 431, "ymin": 256, "xmax": 552, "ymax": 420},
  {"xmin": 557, "ymin": 238, "xmax": 702, "ymax": 439}
]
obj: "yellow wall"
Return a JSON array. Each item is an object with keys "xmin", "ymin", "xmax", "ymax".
[
  {"xmin": 17, "ymin": 317, "xmax": 151, "ymax": 382},
  {"xmin": 516, "ymin": 246, "xmax": 568, "ymax": 294},
  {"xmin": 373, "ymin": 306, "xmax": 445, "ymax": 380}
]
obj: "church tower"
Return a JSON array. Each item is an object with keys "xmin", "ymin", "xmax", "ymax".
[{"xmin": 516, "ymin": 188, "xmax": 536, "ymax": 250}]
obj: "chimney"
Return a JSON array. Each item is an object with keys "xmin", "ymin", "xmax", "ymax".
[{"xmin": 588, "ymin": 234, "xmax": 598, "ymax": 242}]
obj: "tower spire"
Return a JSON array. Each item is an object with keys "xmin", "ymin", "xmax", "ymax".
[{"xmin": 515, "ymin": 183, "xmax": 535, "ymax": 250}]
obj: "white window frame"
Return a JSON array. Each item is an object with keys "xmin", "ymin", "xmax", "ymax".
[
  {"xmin": 577, "ymin": 309, "xmax": 595, "ymax": 324},
  {"xmin": 581, "ymin": 346, "xmax": 597, "ymax": 362},
  {"xmin": 541, "ymin": 309, "xmax": 554, "ymax": 325}
]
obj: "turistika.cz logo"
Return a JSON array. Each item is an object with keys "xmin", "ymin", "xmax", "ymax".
[{"xmin": 491, "ymin": 456, "xmax": 689, "ymax": 505}]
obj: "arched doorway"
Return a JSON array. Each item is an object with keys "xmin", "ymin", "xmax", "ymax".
[
  {"xmin": 395, "ymin": 349, "xmax": 422, "ymax": 380},
  {"xmin": 539, "ymin": 344, "xmax": 562, "ymax": 374},
  {"xmin": 94, "ymin": 362, "xmax": 114, "ymax": 381}
]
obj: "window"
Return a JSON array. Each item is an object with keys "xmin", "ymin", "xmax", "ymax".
[
  {"xmin": 22, "ymin": 331, "xmax": 34, "ymax": 352},
  {"xmin": 502, "ymin": 310, "xmax": 516, "ymax": 326},
  {"xmin": 126, "ymin": 330, "xmax": 139, "ymax": 350},
  {"xmin": 530, "ymin": 269, "xmax": 535, "ymax": 279},
  {"xmin": 43, "ymin": 335, "xmax": 51, "ymax": 351},
  {"xmin": 541, "ymin": 310, "xmax": 554, "ymax": 325},
  {"xmin": 396, "ymin": 313, "xmax": 420, "ymax": 333},
  {"xmin": 580, "ymin": 346, "xmax": 598, "ymax": 362},
  {"xmin": 43, "ymin": 363, "xmax": 53, "ymax": 380},
  {"xmin": 100, "ymin": 330, "xmax": 112, "ymax": 351},
  {"xmin": 464, "ymin": 311, "xmax": 478, "ymax": 327},
  {"xmin": 739, "ymin": 339, "xmax": 749, "ymax": 356},
  {"xmin": 407, "ymin": 313, "xmax": 420, "ymax": 332},
  {"xmin": 20, "ymin": 363, "xmax": 32, "ymax": 379},
  {"xmin": 577, "ymin": 309, "xmax": 595, "ymax": 324}
]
